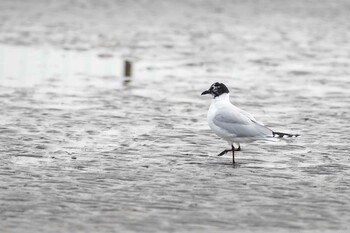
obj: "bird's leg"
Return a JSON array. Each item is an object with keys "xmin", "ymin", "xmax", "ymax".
[
  {"xmin": 217, "ymin": 144, "xmax": 240, "ymax": 163},
  {"xmin": 231, "ymin": 145, "xmax": 235, "ymax": 164},
  {"xmin": 217, "ymin": 148, "xmax": 232, "ymax": 156}
]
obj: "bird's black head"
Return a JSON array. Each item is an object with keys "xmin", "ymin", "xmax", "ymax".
[{"xmin": 201, "ymin": 82, "xmax": 229, "ymax": 98}]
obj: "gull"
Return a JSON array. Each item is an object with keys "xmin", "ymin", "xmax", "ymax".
[{"xmin": 201, "ymin": 82, "xmax": 299, "ymax": 164}]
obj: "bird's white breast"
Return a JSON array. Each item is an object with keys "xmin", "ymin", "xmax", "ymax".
[{"xmin": 207, "ymin": 94, "xmax": 235, "ymax": 143}]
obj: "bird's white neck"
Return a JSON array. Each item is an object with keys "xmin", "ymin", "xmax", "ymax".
[{"xmin": 213, "ymin": 93, "xmax": 230, "ymax": 103}]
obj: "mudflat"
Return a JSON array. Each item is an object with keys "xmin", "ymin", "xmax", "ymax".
[{"xmin": 0, "ymin": 0, "xmax": 349, "ymax": 232}]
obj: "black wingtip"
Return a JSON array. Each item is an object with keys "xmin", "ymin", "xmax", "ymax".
[{"xmin": 273, "ymin": 132, "xmax": 300, "ymax": 138}]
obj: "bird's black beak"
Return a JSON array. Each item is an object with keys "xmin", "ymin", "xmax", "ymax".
[{"xmin": 201, "ymin": 90, "xmax": 210, "ymax": 95}]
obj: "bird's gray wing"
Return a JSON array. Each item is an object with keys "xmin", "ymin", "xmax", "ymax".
[
  {"xmin": 213, "ymin": 108, "xmax": 272, "ymax": 137},
  {"xmin": 237, "ymin": 108, "xmax": 265, "ymax": 126}
]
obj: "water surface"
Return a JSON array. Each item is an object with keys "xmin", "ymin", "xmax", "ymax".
[{"xmin": 0, "ymin": 0, "xmax": 350, "ymax": 232}]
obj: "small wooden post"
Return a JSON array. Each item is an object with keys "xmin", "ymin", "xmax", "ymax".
[
  {"xmin": 123, "ymin": 60, "xmax": 133, "ymax": 85},
  {"xmin": 124, "ymin": 60, "xmax": 132, "ymax": 77}
]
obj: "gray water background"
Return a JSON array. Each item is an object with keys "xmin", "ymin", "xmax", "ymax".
[{"xmin": 0, "ymin": 0, "xmax": 350, "ymax": 232}]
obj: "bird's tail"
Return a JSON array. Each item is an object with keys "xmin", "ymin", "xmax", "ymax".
[{"xmin": 273, "ymin": 131, "xmax": 300, "ymax": 138}]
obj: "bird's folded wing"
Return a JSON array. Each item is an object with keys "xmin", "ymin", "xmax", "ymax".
[
  {"xmin": 213, "ymin": 108, "xmax": 272, "ymax": 137},
  {"xmin": 237, "ymin": 108, "xmax": 265, "ymax": 126},
  {"xmin": 213, "ymin": 108, "xmax": 252, "ymax": 125}
]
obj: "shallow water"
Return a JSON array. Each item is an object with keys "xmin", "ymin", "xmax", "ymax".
[{"xmin": 1, "ymin": 0, "xmax": 350, "ymax": 232}]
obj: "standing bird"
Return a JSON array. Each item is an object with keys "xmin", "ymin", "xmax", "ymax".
[{"xmin": 201, "ymin": 82, "xmax": 299, "ymax": 164}]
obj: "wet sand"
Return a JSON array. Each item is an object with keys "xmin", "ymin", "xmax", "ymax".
[{"xmin": 0, "ymin": 0, "xmax": 350, "ymax": 232}]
